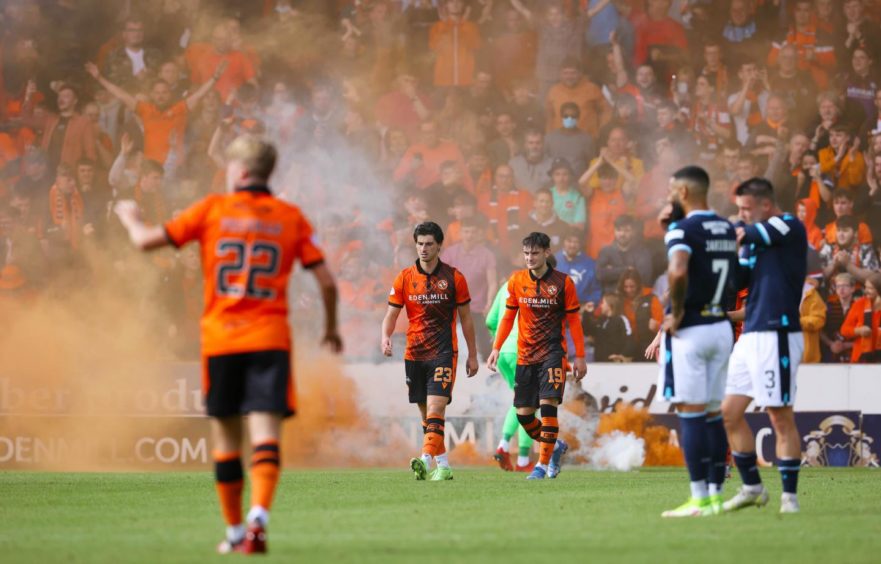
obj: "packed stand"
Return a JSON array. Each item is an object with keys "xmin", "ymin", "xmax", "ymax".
[{"xmin": 1, "ymin": 0, "xmax": 880, "ymax": 363}]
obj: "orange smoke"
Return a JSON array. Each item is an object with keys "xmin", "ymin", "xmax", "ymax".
[{"xmin": 598, "ymin": 405, "xmax": 683, "ymax": 466}]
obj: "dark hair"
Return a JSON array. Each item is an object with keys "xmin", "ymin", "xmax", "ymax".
[
  {"xmin": 56, "ymin": 84, "xmax": 79, "ymax": 99},
  {"xmin": 597, "ymin": 162, "xmax": 618, "ymax": 179},
  {"xmin": 829, "ymin": 123, "xmax": 853, "ymax": 135},
  {"xmin": 835, "ymin": 215, "xmax": 858, "ymax": 231},
  {"xmin": 672, "ymin": 165, "xmax": 710, "ymax": 193},
  {"xmin": 614, "ymin": 214, "xmax": 636, "ymax": 229},
  {"xmin": 546, "ymin": 254, "xmax": 558, "ymax": 269},
  {"xmin": 522, "ymin": 231, "xmax": 551, "ymax": 250},
  {"xmin": 560, "ymin": 102, "xmax": 580, "ymax": 117},
  {"xmin": 451, "ymin": 190, "xmax": 477, "ymax": 207},
  {"xmin": 76, "ymin": 158, "xmax": 96, "ymax": 169},
  {"xmin": 734, "ymin": 177, "xmax": 775, "ymax": 201},
  {"xmin": 413, "ymin": 221, "xmax": 444, "ymax": 244},
  {"xmin": 832, "ymin": 188, "xmax": 854, "ymax": 202},
  {"xmin": 616, "ymin": 267, "xmax": 644, "ymax": 296}
]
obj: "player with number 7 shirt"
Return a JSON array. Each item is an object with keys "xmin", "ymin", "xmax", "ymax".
[{"xmin": 114, "ymin": 135, "xmax": 343, "ymax": 555}]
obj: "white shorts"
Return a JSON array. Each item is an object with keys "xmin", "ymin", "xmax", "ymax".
[
  {"xmin": 726, "ymin": 331, "xmax": 804, "ymax": 407},
  {"xmin": 657, "ymin": 321, "xmax": 733, "ymax": 408}
]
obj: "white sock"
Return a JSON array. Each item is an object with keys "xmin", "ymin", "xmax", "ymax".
[
  {"xmin": 517, "ymin": 455, "xmax": 530, "ymax": 467},
  {"xmin": 246, "ymin": 506, "xmax": 269, "ymax": 527},
  {"xmin": 709, "ymin": 483, "xmax": 722, "ymax": 496},
  {"xmin": 781, "ymin": 492, "xmax": 798, "ymax": 501},
  {"xmin": 690, "ymin": 480, "xmax": 709, "ymax": 500},
  {"xmin": 421, "ymin": 453, "xmax": 432, "ymax": 468},
  {"xmin": 744, "ymin": 483, "xmax": 764, "ymax": 494},
  {"xmin": 227, "ymin": 524, "xmax": 245, "ymax": 543},
  {"xmin": 536, "ymin": 462, "xmax": 548, "ymax": 471},
  {"xmin": 498, "ymin": 439, "xmax": 510, "ymax": 452},
  {"xmin": 435, "ymin": 453, "xmax": 450, "ymax": 468}
]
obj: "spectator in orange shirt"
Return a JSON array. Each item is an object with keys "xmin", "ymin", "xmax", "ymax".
[
  {"xmin": 840, "ymin": 272, "xmax": 881, "ymax": 362},
  {"xmin": 394, "ymin": 120, "xmax": 469, "ymax": 191},
  {"xmin": 488, "ymin": 6, "xmax": 537, "ymax": 91},
  {"xmin": 185, "ymin": 22, "xmax": 258, "ymax": 101},
  {"xmin": 633, "ymin": 0, "xmax": 688, "ymax": 68},
  {"xmin": 767, "ymin": 0, "xmax": 837, "ymax": 89},
  {"xmin": 584, "ymin": 163, "xmax": 632, "ymax": 259},
  {"xmin": 374, "ymin": 73, "xmax": 433, "ymax": 141},
  {"xmin": 47, "ymin": 163, "xmax": 85, "ymax": 251},
  {"xmin": 617, "ymin": 266, "xmax": 663, "ymax": 361},
  {"xmin": 545, "ymin": 57, "xmax": 611, "ymax": 139},
  {"xmin": 39, "ymin": 85, "xmax": 97, "ymax": 172},
  {"xmin": 818, "ymin": 123, "xmax": 866, "ymax": 193},
  {"xmin": 823, "ymin": 189, "xmax": 873, "ymax": 246},
  {"xmin": 478, "ymin": 164, "xmax": 533, "ymax": 251},
  {"xmin": 429, "ymin": 0, "xmax": 481, "ymax": 87},
  {"xmin": 85, "ymin": 61, "xmax": 223, "ymax": 166}
]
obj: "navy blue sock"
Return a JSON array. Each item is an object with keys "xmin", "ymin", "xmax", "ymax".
[
  {"xmin": 778, "ymin": 458, "xmax": 800, "ymax": 494},
  {"xmin": 678, "ymin": 413, "xmax": 709, "ymax": 483},
  {"xmin": 706, "ymin": 415, "xmax": 728, "ymax": 489},
  {"xmin": 732, "ymin": 451, "xmax": 762, "ymax": 486}
]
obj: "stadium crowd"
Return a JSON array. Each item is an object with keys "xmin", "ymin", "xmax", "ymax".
[{"xmin": 1, "ymin": 0, "xmax": 881, "ymax": 363}]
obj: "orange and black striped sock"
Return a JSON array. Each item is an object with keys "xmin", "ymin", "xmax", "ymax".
[
  {"xmin": 423, "ymin": 414, "xmax": 445, "ymax": 457},
  {"xmin": 250, "ymin": 441, "xmax": 280, "ymax": 512},
  {"xmin": 516, "ymin": 413, "xmax": 542, "ymax": 441},
  {"xmin": 539, "ymin": 404, "xmax": 559, "ymax": 466},
  {"xmin": 214, "ymin": 451, "xmax": 243, "ymax": 526}
]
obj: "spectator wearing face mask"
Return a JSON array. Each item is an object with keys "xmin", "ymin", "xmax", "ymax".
[{"xmin": 545, "ymin": 102, "xmax": 594, "ymax": 178}]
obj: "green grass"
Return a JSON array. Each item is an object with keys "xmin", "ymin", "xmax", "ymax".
[{"xmin": 1, "ymin": 468, "xmax": 879, "ymax": 563}]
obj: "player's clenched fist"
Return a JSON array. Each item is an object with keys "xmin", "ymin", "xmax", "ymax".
[{"xmin": 381, "ymin": 336, "xmax": 393, "ymax": 357}]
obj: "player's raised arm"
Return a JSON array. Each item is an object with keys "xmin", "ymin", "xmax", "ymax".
[{"xmin": 114, "ymin": 200, "xmax": 171, "ymax": 251}]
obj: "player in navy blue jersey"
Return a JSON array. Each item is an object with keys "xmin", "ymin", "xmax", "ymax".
[
  {"xmin": 723, "ymin": 177, "xmax": 808, "ymax": 515},
  {"xmin": 658, "ymin": 166, "xmax": 738, "ymax": 518}
]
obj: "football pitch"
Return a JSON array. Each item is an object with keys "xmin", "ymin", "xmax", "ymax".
[{"xmin": 1, "ymin": 468, "xmax": 879, "ymax": 563}]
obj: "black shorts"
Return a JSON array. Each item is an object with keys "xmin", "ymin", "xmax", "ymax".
[
  {"xmin": 405, "ymin": 355, "xmax": 457, "ymax": 404},
  {"xmin": 203, "ymin": 350, "xmax": 295, "ymax": 418},
  {"xmin": 513, "ymin": 354, "xmax": 566, "ymax": 408}
]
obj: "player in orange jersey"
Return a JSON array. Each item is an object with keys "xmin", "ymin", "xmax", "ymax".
[
  {"xmin": 115, "ymin": 135, "xmax": 342, "ymax": 555},
  {"xmin": 487, "ymin": 231, "xmax": 587, "ymax": 480},
  {"xmin": 381, "ymin": 221, "xmax": 479, "ymax": 481}
]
